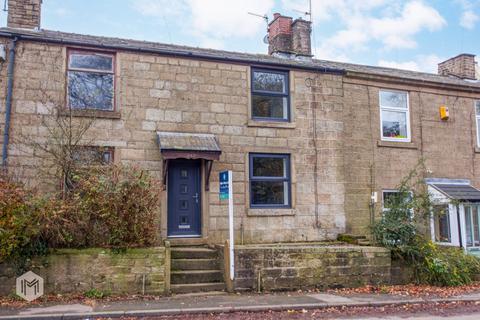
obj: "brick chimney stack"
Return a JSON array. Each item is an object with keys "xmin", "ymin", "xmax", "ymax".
[
  {"xmin": 268, "ymin": 13, "xmax": 312, "ymax": 58},
  {"xmin": 438, "ymin": 54, "xmax": 477, "ymax": 80},
  {"xmin": 7, "ymin": 0, "xmax": 42, "ymax": 30}
]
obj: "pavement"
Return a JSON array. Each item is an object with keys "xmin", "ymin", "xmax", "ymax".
[{"xmin": 1, "ymin": 290, "xmax": 480, "ymax": 320}]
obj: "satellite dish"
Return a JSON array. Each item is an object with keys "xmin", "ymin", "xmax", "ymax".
[{"xmin": 263, "ymin": 34, "xmax": 269, "ymax": 44}]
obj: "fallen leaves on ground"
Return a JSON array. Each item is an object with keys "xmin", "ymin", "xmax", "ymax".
[
  {"xmin": 328, "ymin": 282, "xmax": 480, "ymax": 298},
  {"xmin": 0, "ymin": 292, "xmax": 163, "ymax": 309},
  {"xmin": 118, "ymin": 301, "xmax": 480, "ymax": 319}
]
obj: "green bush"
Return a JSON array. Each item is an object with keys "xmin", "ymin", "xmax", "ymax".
[
  {"xmin": 406, "ymin": 240, "xmax": 480, "ymax": 286},
  {"xmin": 0, "ymin": 164, "xmax": 160, "ymax": 264}
]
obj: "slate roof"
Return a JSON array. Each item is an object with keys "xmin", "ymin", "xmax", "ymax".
[
  {"xmin": 1, "ymin": 27, "xmax": 480, "ymax": 91},
  {"xmin": 431, "ymin": 184, "xmax": 480, "ymax": 202},
  {"xmin": 157, "ymin": 132, "xmax": 221, "ymax": 152}
]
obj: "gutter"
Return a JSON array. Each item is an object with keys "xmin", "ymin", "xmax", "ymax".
[
  {"xmin": 0, "ymin": 31, "xmax": 346, "ymax": 76},
  {"xmin": 1, "ymin": 37, "xmax": 17, "ymax": 169},
  {"xmin": 345, "ymin": 71, "xmax": 480, "ymax": 95}
]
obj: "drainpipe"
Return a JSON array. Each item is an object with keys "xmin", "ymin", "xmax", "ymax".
[
  {"xmin": 456, "ymin": 204, "xmax": 463, "ymax": 249},
  {"xmin": 1, "ymin": 37, "xmax": 18, "ymax": 169}
]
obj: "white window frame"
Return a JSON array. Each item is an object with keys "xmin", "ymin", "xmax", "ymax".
[
  {"xmin": 431, "ymin": 204, "xmax": 452, "ymax": 244},
  {"xmin": 382, "ymin": 189, "xmax": 413, "ymax": 211},
  {"xmin": 475, "ymin": 101, "xmax": 480, "ymax": 147},
  {"xmin": 379, "ymin": 90, "xmax": 411, "ymax": 142}
]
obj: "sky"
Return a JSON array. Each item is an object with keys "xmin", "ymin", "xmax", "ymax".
[{"xmin": 0, "ymin": 0, "xmax": 479, "ymax": 74}]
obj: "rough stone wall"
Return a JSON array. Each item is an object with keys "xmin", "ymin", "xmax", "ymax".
[
  {"xmin": 438, "ymin": 54, "xmax": 476, "ymax": 80},
  {"xmin": 0, "ymin": 247, "xmax": 166, "ymax": 295},
  {"xmin": 7, "ymin": 0, "xmax": 42, "ymax": 29},
  {"xmin": 342, "ymin": 78, "xmax": 480, "ymax": 236},
  {"xmin": 2, "ymin": 39, "xmax": 346, "ymax": 244},
  {"xmin": 233, "ymin": 244, "xmax": 391, "ymax": 291}
]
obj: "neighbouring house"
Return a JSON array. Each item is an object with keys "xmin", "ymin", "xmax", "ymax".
[{"xmin": 1, "ymin": 0, "xmax": 480, "ymax": 253}]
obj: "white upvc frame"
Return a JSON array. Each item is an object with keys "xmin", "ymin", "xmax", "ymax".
[
  {"xmin": 475, "ymin": 101, "xmax": 480, "ymax": 147},
  {"xmin": 461, "ymin": 203, "xmax": 480, "ymax": 250},
  {"xmin": 381, "ymin": 189, "xmax": 413, "ymax": 213},
  {"xmin": 379, "ymin": 89, "xmax": 411, "ymax": 142}
]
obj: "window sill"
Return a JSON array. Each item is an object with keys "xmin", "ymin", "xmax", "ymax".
[
  {"xmin": 474, "ymin": 147, "xmax": 480, "ymax": 154},
  {"xmin": 59, "ymin": 109, "xmax": 121, "ymax": 119},
  {"xmin": 247, "ymin": 120, "xmax": 296, "ymax": 129},
  {"xmin": 247, "ymin": 208, "xmax": 295, "ymax": 217},
  {"xmin": 377, "ymin": 140, "xmax": 418, "ymax": 149}
]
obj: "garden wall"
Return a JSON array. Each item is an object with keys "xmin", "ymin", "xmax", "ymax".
[
  {"xmin": 0, "ymin": 247, "xmax": 167, "ymax": 296},
  {"xmin": 230, "ymin": 244, "xmax": 391, "ymax": 291}
]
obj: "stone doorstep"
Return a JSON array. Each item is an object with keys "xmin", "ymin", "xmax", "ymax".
[{"xmin": 2, "ymin": 294, "xmax": 480, "ymax": 320}]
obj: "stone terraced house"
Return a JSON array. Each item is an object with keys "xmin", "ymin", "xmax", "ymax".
[{"xmin": 2, "ymin": 0, "xmax": 480, "ymax": 260}]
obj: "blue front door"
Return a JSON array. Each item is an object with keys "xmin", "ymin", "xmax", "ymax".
[{"xmin": 167, "ymin": 160, "xmax": 201, "ymax": 237}]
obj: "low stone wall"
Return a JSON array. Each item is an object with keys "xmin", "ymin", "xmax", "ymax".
[
  {"xmin": 0, "ymin": 247, "xmax": 167, "ymax": 296},
  {"xmin": 232, "ymin": 244, "xmax": 391, "ymax": 291}
]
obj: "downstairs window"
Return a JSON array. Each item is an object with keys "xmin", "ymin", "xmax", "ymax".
[{"xmin": 249, "ymin": 153, "xmax": 291, "ymax": 208}]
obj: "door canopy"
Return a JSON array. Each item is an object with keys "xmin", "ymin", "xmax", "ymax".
[{"xmin": 157, "ymin": 132, "xmax": 221, "ymax": 190}]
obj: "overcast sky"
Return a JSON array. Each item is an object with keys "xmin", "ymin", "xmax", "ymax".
[{"xmin": 1, "ymin": 0, "xmax": 479, "ymax": 74}]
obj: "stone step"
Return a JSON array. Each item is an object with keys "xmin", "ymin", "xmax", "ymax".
[
  {"xmin": 171, "ymin": 247, "xmax": 218, "ymax": 259},
  {"xmin": 171, "ymin": 270, "xmax": 224, "ymax": 285},
  {"xmin": 171, "ymin": 282, "xmax": 226, "ymax": 294},
  {"xmin": 357, "ymin": 240, "xmax": 372, "ymax": 246},
  {"xmin": 172, "ymin": 258, "xmax": 219, "ymax": 271}
]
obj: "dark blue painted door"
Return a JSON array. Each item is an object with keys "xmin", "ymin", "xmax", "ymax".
[{"xmin": 167, "ymin": 160, "xmax": 201, "ymax": 237}]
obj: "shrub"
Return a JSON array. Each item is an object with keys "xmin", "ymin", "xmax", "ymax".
[
  {"xmin": 407, "ymin": 240, "xmax": 480, "ymax": 286},
  {"xmin": 46, "ymin": 164, "xmax": 160, "ymax": 248},
  {"xmin": 0, "ymin": 174, "xmax": 49, "ymax": 266},
  {"xmin": 0, "ymin": 164, "xmax": 160, "ymax": 264}
]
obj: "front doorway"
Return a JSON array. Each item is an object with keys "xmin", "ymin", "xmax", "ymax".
[{"xmin": 167, "ymin": 159, "xmax": 202, "ymax": 237}]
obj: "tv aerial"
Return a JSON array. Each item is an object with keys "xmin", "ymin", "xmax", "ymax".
[
  {"xmin": 247, "ymin": 12, "xmax": 269, "ymax": 25},
  {"xmin": 292, "ymin": 0, "xmax": 312, "ymax": 21},
  {"xmin": 248, "ymin": 12, "xmax": 270, "ymax": 44}
]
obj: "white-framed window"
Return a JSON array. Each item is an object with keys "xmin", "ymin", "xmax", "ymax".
[
  {"xmin": 475, "ymin": 101, "xmax": 480, "ymax": 147},
  {"xmin": 382, "ymin": 189, "xmax": 413, "ymax": 214},
  {"xmin": 379, "ymin": 90, "xmax": 410, "ymax": 142}
]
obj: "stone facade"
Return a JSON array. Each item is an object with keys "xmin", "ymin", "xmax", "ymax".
[
  {"xmin": 0, "ymin": 38, "xmax": 348, "ymax": 244},
  {"xmin": 342, "ymin": 77, "xmax": 480, "ymax": 235},
  {"xmin": 229, "ymin": 244, "xmax": 391, "ymax": 291},
  {"xmin": 0, "ymin": 31, "xmax": 480, "ymax": 244},
  {"xmin": 0, "ymin": 247, "xmax": 166, "ymax": 295}
]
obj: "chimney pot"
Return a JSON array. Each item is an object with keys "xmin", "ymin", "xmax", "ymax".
[
  {"xmin": 438, "ymin": 54, "xmax": 477, "ymax": 80},
  {"xmin": 7, "ymin": 0, "xmax": 42, "ymax": 30}
]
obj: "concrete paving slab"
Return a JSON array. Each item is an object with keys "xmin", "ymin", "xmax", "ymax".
[{"xmin": 1, "ymin": 291, "xmax": 480, "ymax": 320}]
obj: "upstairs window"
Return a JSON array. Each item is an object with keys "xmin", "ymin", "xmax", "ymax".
[
  {"xmin": 379, "ymin": 90, "xmax": 410, "ymax": 142},
  {"xmin": 249, "ymin": 153, "xmax": 291, "ymax": 208},
  {"xmin": 475, "ymin": 101, "xmax": 480, "ymax": 147},
  {"xmin": 251, "ymin": 68, "xmax": 289, "ymax": 121},
  {"xmin": 67, "ymin": 50, "xmax": 115, "ymax": 111}
]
